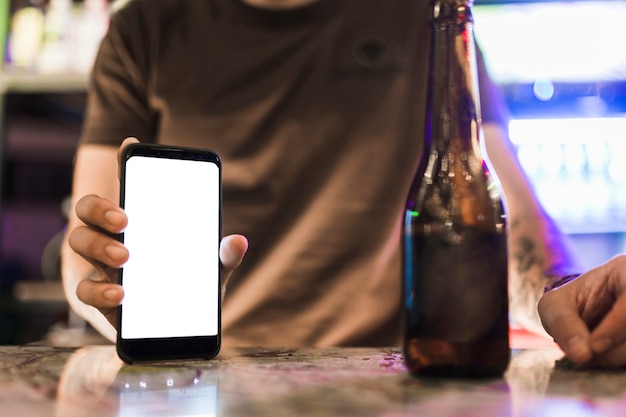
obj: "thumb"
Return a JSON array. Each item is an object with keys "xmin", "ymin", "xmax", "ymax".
[
  {"xmin": 117, "ymin": 137, "xmax": 141, "ymax": 179},
  {"xmin": 219, "ymin": 234, "xmax": 248, "ymax": 295},
  {"xmin": 538, "ymin": 284, "xmax": 592, "ymax": 364}
]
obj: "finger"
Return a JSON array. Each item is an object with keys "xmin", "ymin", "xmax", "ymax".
[
  {"xmin": 76, "ymin": 278, "xmax": 124, "ymax": 310},
  {"xmin": 75, "ymin": 194, "xmax": 127, "ymax": 234},
  {"xmin": 593, "ymin": 342, "xmax": 626, "ymax": 368},
  {"xmin": 69, "ymin": 225, "xmax": 129, "ymax": 268},
  {"xmin": 589, "ymin": 293, "xmax": 626, "ymax": 356},
  {"xmin": 220, "ymin": 234, "xmax": 248, "ymax": 291},
  {"xmin": 220, "ymin": 234, "xmax": 248, "ymax": 271},
  {"xmin": 117, "ymin": 137, "xmax": 140, "ymax": 179},
  {"xmin": 76, "ymin": 277, "xmax": 122, "ymax": 329},
  {"xmin": 538, "ymin": 285, "xmax": 593, "ymax": 364}
]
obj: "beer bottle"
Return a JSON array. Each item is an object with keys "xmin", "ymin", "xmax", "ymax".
[{"xmin": 402, "ymin": 0, "xmax": 510, "ymax": 378}]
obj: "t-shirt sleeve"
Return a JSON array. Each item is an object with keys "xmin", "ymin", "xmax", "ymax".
[
  {"xmin": 477, "ymin": 44, "xmax": 511, "ymax": 129},
  {"xmin": 79, "ymin": 3, "xmax": 157, "ymax": 147}
]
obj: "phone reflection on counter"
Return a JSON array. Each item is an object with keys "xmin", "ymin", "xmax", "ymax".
[
  {"xmin": 114, "ymin": 367, "xmax": 218, "ymax": 417},
  {"xmin": 55, "ymin": 346, "xmax": 219, "ymax": 417}
]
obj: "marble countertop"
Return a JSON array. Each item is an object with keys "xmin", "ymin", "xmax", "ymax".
[{"xmin": 1, "ymin": 343, "xmax": 626, "ymax": 416}]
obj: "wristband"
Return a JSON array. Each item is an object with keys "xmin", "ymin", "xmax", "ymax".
[{"xmin": 544, "ymin": 273, "xmax": 581, "ymax": 293}]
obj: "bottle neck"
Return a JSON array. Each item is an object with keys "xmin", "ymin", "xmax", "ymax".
[{"xmin": 427, "ymin": 0, "xmax": 481, "ymax": 155}]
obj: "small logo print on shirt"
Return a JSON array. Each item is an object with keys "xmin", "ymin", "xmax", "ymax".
[
  {"xmin": 332, "ymin": 36, "xmax": 400, "ymax": 79},
  {"xmin": 354, "ymin": 37, "xmax": 390, "ymax": 67}
]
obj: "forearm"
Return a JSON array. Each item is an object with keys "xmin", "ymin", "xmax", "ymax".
[
  {"xmin": 60, "ymin": 144, "xmax": 121, "ymax": 343},
  {"xmin": 481, "ymin": 123, "xmax": 583, "ymax": 334},
  {"xmin": 507, "ymin": 210, "xmax": 583, "ymax": 335}
]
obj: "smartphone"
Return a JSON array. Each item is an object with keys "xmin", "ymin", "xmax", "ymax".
[{"xmin": 117, "ymin": 143, "xmax": 221, "ymax": 363}]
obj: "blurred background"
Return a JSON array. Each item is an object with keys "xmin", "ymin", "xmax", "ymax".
[
  {"xmin": 0, "ymin": 0, "xmax": 114, "ymax": 344},
  {"xmin": 0, "ymin": 0, "xmax": 624, "ymax": 344},
  {"xmin": 473, "ymin": 0, "xmax": 626, "ymax": 267}
]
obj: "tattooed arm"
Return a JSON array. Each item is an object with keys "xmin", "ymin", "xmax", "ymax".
[
  {"xmin": 507, "ymin": 216, "xmax": 582, "ymax": 335},
  {"xmin": 482, "ymin": 123, "xmax": 626, "ymax": 368},
  {"xmin": 476, "ymin": 52, "xmax": 583, "ymax": 335},
  {"xmin": 479, "ymin": 68, "xmax": 626, "ymax": 367},
  {"xmin": 482, "ymin": 123, "xmax": 583, "ymax": 335}
]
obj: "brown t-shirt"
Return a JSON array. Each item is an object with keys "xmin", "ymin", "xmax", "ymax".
[{"xmin": 81, "ymin": 0, "xmax": 505, "ymax": 347}]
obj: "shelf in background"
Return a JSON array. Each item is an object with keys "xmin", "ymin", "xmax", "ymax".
[{"xmin": 0, "ymin": 70, "xmax": 89, "ymax": 94}]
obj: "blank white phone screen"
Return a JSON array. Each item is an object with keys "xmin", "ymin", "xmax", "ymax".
[{"xmin": 121, "ymin": 155, "xmax": 219, "ymax": 339}]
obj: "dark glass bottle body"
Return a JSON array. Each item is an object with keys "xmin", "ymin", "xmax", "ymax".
[{"xmin": 402, "ymin": 0, "xmax": 510, "ymax": 378}]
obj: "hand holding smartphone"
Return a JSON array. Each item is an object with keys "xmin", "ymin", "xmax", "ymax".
[{"xmin": 117, "ymin": 143, "xmax": 221, "ymax": 363}]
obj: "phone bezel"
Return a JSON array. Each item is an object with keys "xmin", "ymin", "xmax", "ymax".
[{"xmin": 117, "ymin": 143, "xmax": 222, "ymax": 363}]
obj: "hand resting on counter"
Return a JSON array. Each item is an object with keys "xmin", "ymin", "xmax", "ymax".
[{"xmin": 539, "ymin": 255, "xmax": 626, "ymax": 368}]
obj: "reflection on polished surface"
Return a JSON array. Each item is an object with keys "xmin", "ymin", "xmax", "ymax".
[{"xmin": 1, "ymin": 343, "xmax": 626, "ymax": 416}]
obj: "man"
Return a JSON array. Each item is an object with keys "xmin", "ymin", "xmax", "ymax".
[{"xmin": 62, "ymin": 0, "xmax": 626, "ymax": 367}]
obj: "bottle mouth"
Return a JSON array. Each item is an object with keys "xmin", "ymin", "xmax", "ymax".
[{"xmin": 432, "ymin": 0, "xmax": 475, "ymax": 22}]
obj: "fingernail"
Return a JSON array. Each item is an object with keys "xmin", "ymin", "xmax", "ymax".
[
  {"xmin": 103, "ymin": 288, "xmax": 121, "ymax": 302},
  {"xmin": 105, "ymin": 245, "xmax": 127, "ymax": 261},
  {"xmin": 566, "ymin": 336, "xmax": 592, "ymax": 361},
  {"xmin": 105, "ymin": 210, "xmax": 125, "ymax": 226},
  {"xmin": 591, "ymin": 337, "xmax": 613, "ymax": 354}
]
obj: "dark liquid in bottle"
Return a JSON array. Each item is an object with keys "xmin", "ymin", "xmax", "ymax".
[{"xmin": 403, "ymin": 224, "xmax": 510, "ymax": 378}]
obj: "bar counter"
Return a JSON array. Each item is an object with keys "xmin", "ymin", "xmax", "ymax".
[{"xmin": 1, "ymin": 337, "xmax": 626, "ymax": 416}]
